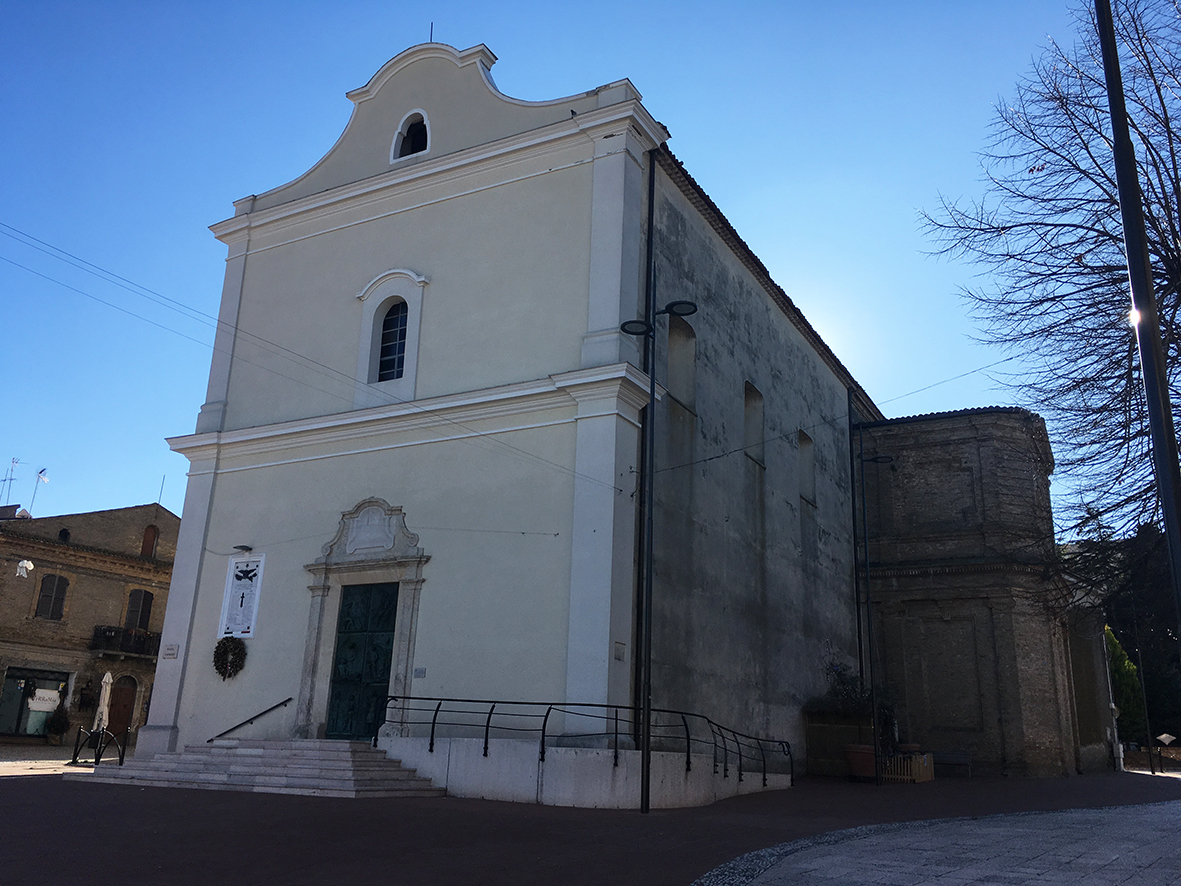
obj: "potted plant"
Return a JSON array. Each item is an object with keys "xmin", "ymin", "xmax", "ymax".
[
  {"xmin": 803, "ymin": 646, "xmax": 896, "ymax": 779},
  {"xmin": 45, "ymin": 704, "xmax": 71, "ymax": 745}
]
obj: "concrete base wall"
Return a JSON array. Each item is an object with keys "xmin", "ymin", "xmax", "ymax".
[{"xmin": 377, "ymin": 735, "xmax": 790, "ymax": 809}]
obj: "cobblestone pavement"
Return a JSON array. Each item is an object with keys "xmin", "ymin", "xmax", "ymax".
[{"xmin": 698, "ymin": 801, "xmax": 1181, "ymax": 886}]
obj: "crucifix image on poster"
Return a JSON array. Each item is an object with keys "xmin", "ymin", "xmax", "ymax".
[{"xmin": 218, "ymin": 554, "xmax": 265, "ymax": 637}]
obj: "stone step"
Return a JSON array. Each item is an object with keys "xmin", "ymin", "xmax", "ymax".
[
  {"xmin": 128, "ymin": 760, "xmax": 410, "ymax": 774},
  {"xmin": 76, "ymin": 773, "xmax": 444, "ymax": 798},
  {"xmin": 90, "ymin": 768, "xmax": 433, "ymax": 788},
  {"xmin": 127, "ymin": 762, "xmax": 423, "ymax": 781},
  {"xmin": 188, "ymin": 752, "xmax": 394, "ymax": 764},
  {"xmin": 63, "ymin": 738, "xmax": 444, "ymax": 799},
  {"xmin": 191, "ymin": 745, "xmax": 387, "ymax": 758}
]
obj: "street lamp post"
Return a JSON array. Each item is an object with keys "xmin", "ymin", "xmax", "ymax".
[{"xmin": 621, "ymin": 298, "xmax": 698, "ymax": 814}]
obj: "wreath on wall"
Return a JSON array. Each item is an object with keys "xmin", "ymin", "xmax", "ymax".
[{"xmin": 213, "ymin": 637, "xmax": 247, "ymax": 681}]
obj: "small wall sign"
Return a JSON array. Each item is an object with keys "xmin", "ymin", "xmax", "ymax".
[{"xmin": 218, "ymin": 554, "xmax": 265, "ymax": 637}]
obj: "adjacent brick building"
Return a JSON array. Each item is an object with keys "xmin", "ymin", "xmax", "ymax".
[
  {"xmin": 0, "ymin": 504, "xmax": 179, "ymax": 743},
  {"xmin": 858, "ymin": 408, "xmax": 1116, "ymax": 775}
]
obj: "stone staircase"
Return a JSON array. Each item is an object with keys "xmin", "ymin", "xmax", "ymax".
[{"xmin": 64, "ymin": 738, "xmax": 445, "ymax": 798}]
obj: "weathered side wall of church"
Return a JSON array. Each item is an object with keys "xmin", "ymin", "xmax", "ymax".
[{"xmin": 644, "ymin": 166, "xmax": 860, "ymax": 749}]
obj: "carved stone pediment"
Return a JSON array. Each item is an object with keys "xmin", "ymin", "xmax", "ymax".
[{"xmin": 310, "ymin": 498, "xmax": 424, "ymax": 569}]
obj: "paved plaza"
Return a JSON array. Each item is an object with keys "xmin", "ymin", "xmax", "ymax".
[
  {"xmin": 697, "ymin": 802, "xmax": 1181, "ymax": 885},
  {"xmin": 1, "ymin": 741, "xmax": 1180, "ymax": 885}
]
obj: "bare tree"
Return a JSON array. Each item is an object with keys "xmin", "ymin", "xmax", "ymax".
[{"xmin": 926, "ymin": 0, "xmax": 1181, "ymax": 533}]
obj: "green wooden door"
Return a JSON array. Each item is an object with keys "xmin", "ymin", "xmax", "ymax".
[{"xmin": 326, "ymin": 583, "xmax": 399, "ymax": 740}]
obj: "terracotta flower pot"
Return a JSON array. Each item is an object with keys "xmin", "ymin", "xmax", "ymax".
[{"xmin": 844, "ymin": 743, "xmax": 876, "ymax": 779}]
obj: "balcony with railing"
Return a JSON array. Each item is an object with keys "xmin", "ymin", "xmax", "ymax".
[{"xmin": 89, "ymin": 625, "xmax": 161, "ymax": 658}]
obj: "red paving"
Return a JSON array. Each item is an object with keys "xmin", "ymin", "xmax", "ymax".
[{"xmin": 1, "ymin": 770, "xmax": 1179, "ymax": 885}]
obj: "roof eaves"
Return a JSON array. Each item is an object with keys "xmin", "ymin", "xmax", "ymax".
[{"xmin": 654, "ymin": 145, "xmax": 884, "ymax": 423}]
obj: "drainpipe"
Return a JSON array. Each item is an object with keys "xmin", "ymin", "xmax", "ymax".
[{"xmin": 848, "ymin": 388, "xmax": 865, "ymax": 687}]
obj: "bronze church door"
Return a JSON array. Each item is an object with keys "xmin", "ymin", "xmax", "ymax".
[{"xmin": 326, "ymin": 583, "xmax": 398, "ymax": 740}]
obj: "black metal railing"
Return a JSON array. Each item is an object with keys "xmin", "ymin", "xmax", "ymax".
[
  {"xmin": 89, "ymin": 625, "xmax": 161, "ymax": 657},
  {"xmin": 207, "ymin": 696, "xmax": 294, "ymax": 742},
  {"xmin": 375, "ymin": 695, "xmax": 793, "ymax": 788},
  {"xmin": 68, "ymin": 725, "xmax": 129, "ymax": 767}
]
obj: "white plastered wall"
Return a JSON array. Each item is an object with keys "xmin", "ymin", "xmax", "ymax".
[{"xmin": 142, "ymin": 44, "xmax": 664, "ymax": 754}]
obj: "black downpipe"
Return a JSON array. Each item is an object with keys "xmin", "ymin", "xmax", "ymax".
[
  {"xmin": 848, "ymin": 388, "xmax": 865, "ymax": 687},
  {"xmin": 633, "ymin": 148, "xmax": 658, "ymax": 748}
]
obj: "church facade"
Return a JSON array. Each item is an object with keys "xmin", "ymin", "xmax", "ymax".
[{"xmin": 138, "ymin": 44, "xmax": 1111, "ymax": 797}]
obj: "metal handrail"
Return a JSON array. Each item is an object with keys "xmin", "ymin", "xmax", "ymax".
[
  {"xmin": 375, "ymin": 694, "xmax": 793, "ymax": 786},
  {"xmin": 207, "ymin": 696, "xmax": 294, "ymax": 742}
]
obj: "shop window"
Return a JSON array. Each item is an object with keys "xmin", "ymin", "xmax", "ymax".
[
  {"xmin": 0, "ymin": 668, "xmax": 68, "ymax": 736},
  {"xmin": 35, "ymin": 574, "xmax": 68, "ymax": 620}
]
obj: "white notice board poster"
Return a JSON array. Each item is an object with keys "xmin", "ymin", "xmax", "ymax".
[{"xmin": 219, "ymin": 554, "xmax": 265, "ymax": 637}]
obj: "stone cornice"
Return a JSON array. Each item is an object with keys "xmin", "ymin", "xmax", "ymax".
[
  {"xmin": 0, "ymin": 530, "xmax": 174, "ymax": 579},
  {"xmin": 169, "ymin": 363, "xmax": 648, "ymax": 468},
  {"xmin": 867, "ymin": 560, "xmax": 1051, "ymax": 579}
]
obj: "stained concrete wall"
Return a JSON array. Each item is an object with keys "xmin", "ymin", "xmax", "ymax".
[
  {"xmin": 861, "ymin": 408, "xmax": 1114, "ymax": 776},
  {"xmin": 643, "ymin": 163, "xmax": 866, "ymax": 753},
  {"xmin": 379, "ymin": 735, "xmax": 791, "ymax": 808}
]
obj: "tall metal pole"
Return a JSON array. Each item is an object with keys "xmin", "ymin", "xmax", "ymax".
[
  {"xmin": 1095, "ymin": 0, "xmax": 1181, "ymax": 631},
  {"xmin": 639, "ymin": 344, "xmax": 656, "ymax": 813},
  {"xmin": 638, "ymin": 149, "xmax": 659, "ymax": 815}
]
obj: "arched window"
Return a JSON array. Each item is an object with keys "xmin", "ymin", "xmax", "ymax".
[
  {"xmin": 355, "ymin": 269, "xmax": 428, "ymax": 407},
  {"xmin": 391, "ymin": 111, "xmax": 430, "ymax": 162},
  {"xmin": 140, "ymin": 524, "xmax": 159, "ymax": 558},
  {"xmin": 377, "ymin": 300, "xmax": 409, "ymax": 381},
  {"xmin": 125, "ymin": 589, "xmax": 154, "ymax": 631},
  {"xmin": 667, "ymin": 315, "xmax": 697, "ymax": 410},
  {"xmin": 58, "ymin": 528, "xmax": 70, "ymax": 543},
  {"xmin": 35, "ymin": 574, "xmax": 68, "ymax": 620}
]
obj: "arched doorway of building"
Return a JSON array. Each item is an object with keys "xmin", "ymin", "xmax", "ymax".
[{"xmin": 107, "ymin": 676, "xmax": 137, "ymax": 736}]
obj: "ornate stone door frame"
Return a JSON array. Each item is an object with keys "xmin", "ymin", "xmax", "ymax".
[{"xmin": 297, "ymin": 498, "xmax": 429, "ymax": 738}]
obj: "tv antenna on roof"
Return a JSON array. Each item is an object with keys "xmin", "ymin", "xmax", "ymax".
[
  {"xmin": 29, "ymin": 468, "xmax": 47, "ymax": 515},
  {"xmin": 1, "ymin": 457, "xmax": 16, "ymax": 506},
  {"xmin": 430, "ymin": 22, "xmax": 434, "ymax": 42}
]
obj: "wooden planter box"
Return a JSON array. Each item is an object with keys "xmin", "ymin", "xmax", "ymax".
[
  {"xmin": 882, "ymin": 752, "xmax": 934, "ymax": 783},
  {"xmin": 804, "ymin": 712, "xmax": 873, "ymax": 777}
]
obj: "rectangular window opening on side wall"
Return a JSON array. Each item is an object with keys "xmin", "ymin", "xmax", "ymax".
[
  {"xmin": 799, "ymin": 429, "xmax": 815, "ymax": 505},
  {"xmin": 744, "ymin": 382, "xmax": 764, "ymax": 466}
]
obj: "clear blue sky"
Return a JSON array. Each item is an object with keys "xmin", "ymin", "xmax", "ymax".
[{"xmin": 1, "ymin": 0, "xmax": 1083, "ymax": 519}]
